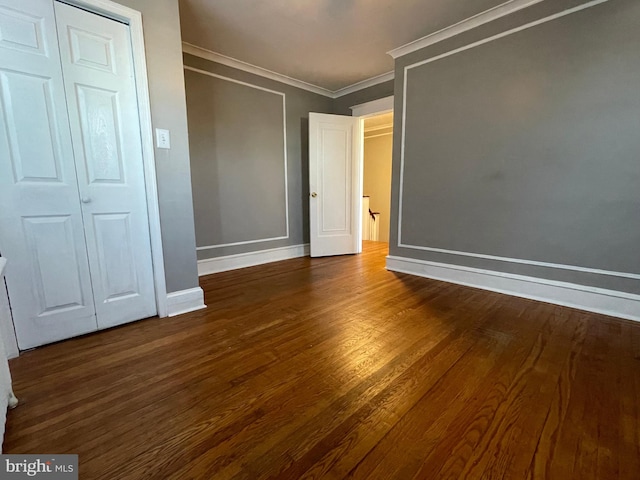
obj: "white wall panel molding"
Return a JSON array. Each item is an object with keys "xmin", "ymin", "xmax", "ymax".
[
  {"xmin": 185, "ymin": 66, "xmax": 290, "ymax": 252},
  {"xmin": 395, "ymin": 0, "xmax": 621, "ymax": 280}
]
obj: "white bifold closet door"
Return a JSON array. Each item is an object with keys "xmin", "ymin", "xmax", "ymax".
[
  {"xmin": 0, "ymin": 0, "xmax": 97, "ymax": 349},
  {"xmin": 0, "ymin": 0, "xmax": 156, "ymax": 350},
  {"xmin": 54, "ymin": 1, "xmax": 156, "ymax": 330}
]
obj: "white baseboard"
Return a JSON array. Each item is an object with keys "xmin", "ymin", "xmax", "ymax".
[
  {"xmin": 198, "ymin": 244, "xmax": 310, "ymax": 276},
  {"xmin": 386, "ymin": 255, "xmax": 640, "ymax": 322},
  {"xmin": 166, "ymin": 287, "xmax": 206, "ymax": 317}
]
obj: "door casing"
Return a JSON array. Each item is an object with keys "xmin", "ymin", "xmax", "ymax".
[{"xmin": 350, "ymin": 96, "xmax": 394, "ymax": 250}]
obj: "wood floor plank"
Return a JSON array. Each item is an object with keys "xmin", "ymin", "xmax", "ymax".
[
  {"xmin": 412, "ymin": 306, "xmax": 576, "ymax": 480},
  {"xmin": 4, "ymin": 241, "xmax": 639, "ymax": 480},
  {"xmin": 99, "ymin": 281, "xmax": 483, "ymax": 478},
  {"xmin": 619, "ymin": 323, "xmax": 640, "ymax": 479},
  {"xmin": 527, "ymin": 310, "xmax": 588, "ymax": 480},
  {"xmin": 350, "ymin": 301, "xmax": 552, "ymax": 480}
]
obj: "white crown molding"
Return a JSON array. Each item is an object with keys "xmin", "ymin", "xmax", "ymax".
[
  {"xmin": 183, "ymin": 43, "xmax": 334, "ymax": 97},
  {"xmin": 183, "ymin": 42, "xmax": 394, "ymax": 99},
  {"xmin": 388, "ymin": 0, "xmax": 544, "ymax": 59},
  {"xmin": 333, "ymin": 71, "xmax": 395, "ymax": 98},
  {"xmin": 166, "ymin": 287, "xmax": 206, "ymax": 317},
  {"xmin": 182, "ymin": 0, "xmax": 602, "ymax": 98},
  {"xmin": 198, "ymin": 244, "xmax": 310, "ymax": 276},
  {"xmin": 386, "ymin": 256, "xmax": 640, "ymax": 322}
]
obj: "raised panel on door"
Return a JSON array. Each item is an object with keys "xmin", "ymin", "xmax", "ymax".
[
  {"xmin": 75, "ymin": 84, "xmax": 124, "ymax": 184},
  {"xmin": 91, "ymin": 213, "xmax": 140, "ymax": 302},
  {"xmin": 55, "ymin": 1, "xmax": 156, "ymax": 329},
  {"xmin": 0, "ymin": 0, "xmax": 97, "ymax": 349},
  {"xmin": 0, "ymin": 70, "xmax": 62, "ymax": 182},
  {"xmin": 22, "ymin": 215, "xmax": 88, "ymax": 316},
  {"xmin": 309, "ymin": 113, "xmax": 363, "ymax": 257},
  {"xmin": 320, "ymin": 128, "xmax": 351, "ymax": 234},
  {"xmin": 0, "ymin": 4, "xmax": 47, "ymax": 55}
]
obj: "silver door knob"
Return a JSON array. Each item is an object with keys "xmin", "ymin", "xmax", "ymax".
[
  {"xmin": 81, "ymin": 197, "xmax": 91, "ymax": 204},
  {"xmin": 311, "ymin": 192, "xmax": 318, "ymax": 198}
]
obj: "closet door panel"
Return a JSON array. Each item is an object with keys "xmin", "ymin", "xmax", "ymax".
[
  {"xmin": 22, "ymin": 215, "xmax": 87, "ymax": 315},
  {"xmin": 75, "ymin": 84, "xmax": 124, "ymax": 184},
  {"xmin": 91, "ymin": 212, "xmax": 140, "ymax": 302},
  {"xmin": 0, "ymin": 0, "xmax": 97, "ymax": 350},
  {"xmin": 55, "ymin": 1, "xmax": 157, "ymax": 329},
  {"xmin": 1, "ymin": 70, "xmax": 62, "ymax": 182}
]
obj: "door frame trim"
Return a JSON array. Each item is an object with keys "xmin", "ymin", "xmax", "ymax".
[
  {"xmin": 350, "ymin": 96, "xmax": 394, "ymax": 118},
  {"xmin": 58, "ymin": 0, "xmax": 168, "ymax": 317},
  {"xmin": 351, "ymin": 96, "xmax": 394, "ymax": 250}
]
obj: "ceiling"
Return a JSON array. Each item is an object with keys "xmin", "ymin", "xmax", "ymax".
[{"xmin": 178, "ymin": 0, "xmax": 508, "ymax": 93}]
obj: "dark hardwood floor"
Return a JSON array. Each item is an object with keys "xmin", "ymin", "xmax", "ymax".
[{"xmin": 4, "ymin": 241, "xmax": 640, "ymax": 479}]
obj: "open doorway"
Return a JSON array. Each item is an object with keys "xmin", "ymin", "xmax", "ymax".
[
  {"xmin": 307, "ymin": 97, "xmax": 393, "ymax": 258},
  {"xmin": 362, "ymin": 112, "xmax": 393, "ymax": 244},
  {"xmin": 350, "ymin": 96, "xmax": 394, "ymax": 251}
]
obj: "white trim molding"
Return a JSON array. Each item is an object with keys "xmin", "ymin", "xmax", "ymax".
[
  {"xmin": 183, "ymin": 43, "xmax": 332, "ymax": 97},
  {"xmin": 393, "ymin": 245, "xmax": 640, "ymax": 281},
  {"xmin": 351, "ymin": 96, "xmax": 394, "ymax": 117},
  {"xmin": 166, "ymin": 287, "xmax": 206, "ymax": 317},
  {"xmin": 184, "ymin": 66, "xmax": 290, "ymax": 251},
  {"xmin": 386, "ymin": 256, "xmax": 640, "ymax": 322},
  {"xmin": 334, "ymin": 71, "xmax": 394, "ymax": 98},
  {"xmin": 183, "ymin": 43, "xmax": 393, "ymax": 99},
  {"xmin": 198, "ymin": 244, "xmax": 309, "ymax": 276},
  {"xmin": 66, "ymin": 0, "xmax": 171, "ymax": 317},
  {"xmin": 396, "ymin": 0, "xmax": 615, "ymax": 279},
  {"xmin": 388, "ymin": 0, "xmax": 544, "ymax": 59},
  {"xmin": 196, "ymin": 236, "xmax": 290, "ymax": 252}
]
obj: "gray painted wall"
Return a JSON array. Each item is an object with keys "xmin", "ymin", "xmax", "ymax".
[
  {"xmin": 183, "ymin": 54, "xmax": 334, "ymax": 260},
  {"xmin": 390, "ymin": 0, "xmax": 640, "ymax": 294},
  {"xmin": 185, "ymin": 70, "xmax": 288, "ymax": 249},
  {"xmin": 333, "ymin": 81, "xmax": 395, "ymax": 115},
  {"xmin": 115, "ymin": 0, "xmax": 199, "ymax": 293}
]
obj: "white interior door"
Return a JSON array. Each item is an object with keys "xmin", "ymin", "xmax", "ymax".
[
  {"xmin": 309, "ymin": 113, "xmax": 363, "ymax": 257},
  {"xmin": 54, "ymin": 1, "xmax": 157, "ymax": 329},
  {"xmin": 0, "ymin": 0, "xmax": 98, "ymax": 349}
]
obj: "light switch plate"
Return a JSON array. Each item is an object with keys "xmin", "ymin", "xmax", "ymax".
[{"xmin": 155, "ymin": 128, "xmax": 171, "ymax": 149}]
